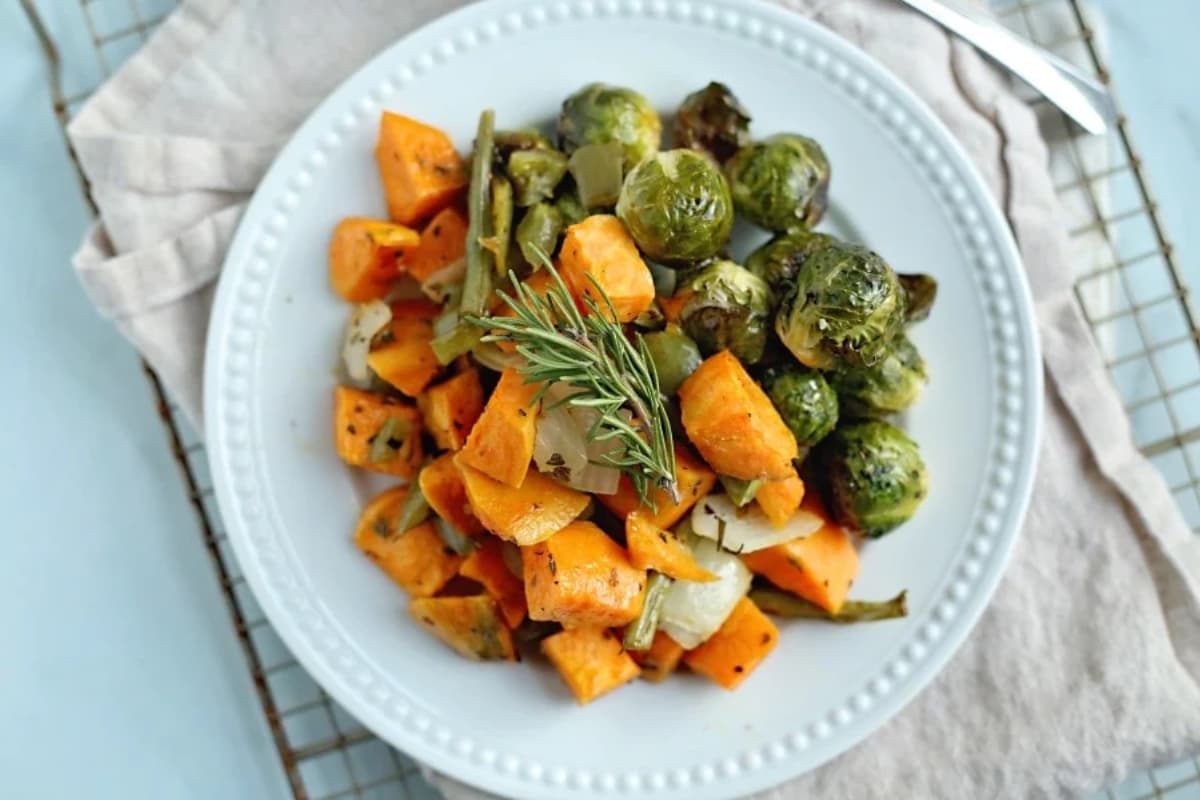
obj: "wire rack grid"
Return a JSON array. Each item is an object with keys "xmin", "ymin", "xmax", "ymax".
[{"xmin": 20, "ymin": 0, "xmax": 1200, "ymax": 798}]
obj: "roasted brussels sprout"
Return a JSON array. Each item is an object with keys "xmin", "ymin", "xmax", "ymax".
[
  {"xmin": 899, "ymin": 272, "xmax": 938, "ymax": 323},
  {"xmin": 507, "ymin": 148, "xmax": 568, "ymax": 206},
  {"xmin": 558, "ymin": 83, "xmax": 662, "ymax": 168},
  {"xmin": 774, "ymin": 241, "xmax": 907, "ymax": 370},
  {"xmin": 726, "ymin": 133, "xmax": 830, "ymax": 231},
  {"xmin": 643, "ymin": 324, "xmax": 703, "ymax": 396},
  {"xmin": 761, "ymin": 364, "xmax": 839, "ymax": 448},
  {"xmin": 745, "ymin": 227, "xmax": 837, "ymax": 294},
  {"xmin": 819, "ymin": 420, "xmax": 928, "ymax": 537},
  {"xmin": 616, "ymin": 149, "xmax": 734, "ymax": 263},
  {"xmin": 553, "ymin": 188, "xmax": 589, "ymax": 227},
  {"xmin": 673, "ymin": 81, "xmax": 751, "ymax": 164},
  {"xmin": 828, "ymin": 333, "xmax": 927, "ymax": 418},
  {"xmin": 674, "ymin": 260, "xmax": 772, "ymax": 364}
]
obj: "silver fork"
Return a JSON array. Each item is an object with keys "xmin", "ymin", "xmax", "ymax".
[{"xmin": 895, "ymin": 0, "xmax": 1118, "ymax": 134}]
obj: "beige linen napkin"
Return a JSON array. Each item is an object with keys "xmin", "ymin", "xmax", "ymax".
[{"xmin": 70, "ymin": 0, "xmax": 1200, "ymax": 796}]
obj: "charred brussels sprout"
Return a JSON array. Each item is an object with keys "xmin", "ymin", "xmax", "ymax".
[
  {"xmin": 761, "ymin": 364, "xmax": 839, "ymax": 448},
  {"xmin": 746, "ymin": 227, "xmax": 837, "ymax": 295},
  {"xmin": 899, "ymin": 272, "xmax": 938, "ymax": 323},
  {"xmin": 675, "ymin": 260, "xmax": 772, "ymax": 364},
  {"xmin": 726, "ymin": 133, "xmax": 830, "ymax": 231},
  {"xmin": 673, "ymin": 81, "xmax": 752, "ymax": 164},
  {"xmin": 642, "ymin": 324, "xmax": 703, "ymax": 396},
  {"xmin": 819, "ymin": 420, "xmax": 928, "ymax": 537},
  {"xmin": 553, "ymin": 189, "xmax": 589, "ymax": 227},
  {"xmin": 558, "ymin": 83, "xmax": 662, "ymax": 168},
  {"xmin": 616, "ymin": 149, "xmax": 734, "ymax": 263},
  {"xmin": 828, "ymin": 333, "xmax": 927, "ymax": 418},
  {"xmin": 774, "ymin": 241, "xmax": 907, "ymax": 370}
]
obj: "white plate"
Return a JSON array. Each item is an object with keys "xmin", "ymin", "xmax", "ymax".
[{"xmin": 204, "ymin": 1, "xmax": 1042, "ymax": 797}]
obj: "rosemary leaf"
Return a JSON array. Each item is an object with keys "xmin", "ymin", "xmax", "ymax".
[{"xmin": 465, "ymin": 250, "xmax": 678, "ymax": 505}]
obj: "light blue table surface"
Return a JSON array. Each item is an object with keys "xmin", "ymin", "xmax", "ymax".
[
  {"xmin": 0, "ymin": 2, "xmax": 1196, "ymax": 799},
  {"xmin": 0, "ymin": 3, "xmax": 288, "ymax": 798}
]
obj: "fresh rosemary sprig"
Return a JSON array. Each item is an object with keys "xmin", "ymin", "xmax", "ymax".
[{"xmin": 465, "ymin": 251, "xmax": 679, "ymax": 505}]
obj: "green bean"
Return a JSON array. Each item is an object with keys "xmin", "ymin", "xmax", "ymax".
[
  {"xmin": 486, "ymin": 175, "xmax": 514, "ymax": 277},
  {"xmin": 434, "ymin": 518, "xmax": 476, "ymax": 556},
  {"xmin": 394, "ymin": 475, "xmax": 431, "ymax": 533},
  {"xmin": 622, "ymin": 572, "xmax": 673, "ymax": 651},
  {"xmin": 749, "ymin": 587, "xmax": 909, "ymax": 623},
  {"xmin": 367, "ymin": 416, "xmax": 411, "ymax": 464},
  {"xmin": 567, "ymin": 142, "xmax": 624, "ymax": 208},
  {"xmin": 463, "ymin": 109, "xmax": 496, "ymax": 314},
  {"xmin": 719, "ymin": 475, "xmax": 762, "ymax": 507},
  {"xmin": 429, "ymin": 307, "xmax": 481, "ymax": 365},
  {"xmin": 431, "ymin": 109, "xmax": 495, "ymax": 364}
]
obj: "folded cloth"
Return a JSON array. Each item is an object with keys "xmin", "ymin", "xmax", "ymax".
[{"xmin": 69, "ymin": 0, "xmax": 1200, "ymax": 796}]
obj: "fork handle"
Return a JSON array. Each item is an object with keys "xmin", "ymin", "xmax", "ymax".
[{"xmin": 897, "ymin": 0, "xmax": 1117, "ymax": 134}]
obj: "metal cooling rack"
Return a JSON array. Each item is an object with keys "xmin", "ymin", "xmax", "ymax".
[{"xmin": 21, "ymin": 0, "xmax": 1199, "ymax": 797}]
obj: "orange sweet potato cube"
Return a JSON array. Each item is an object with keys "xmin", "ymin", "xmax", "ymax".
[
  {"xmin": 740, "ymin": 497, "xmax": 859, "ymax": 613},
  {"xmin": 367, "ymin": 300, "xmax": 442, "ymax": 397},
  {"xmin": 417, "ymin": 368, "xmax": 484, "ymax": 451},
  {"xmin": 419, "ymin": 453, "xmax": 485, "ymax": 537},
  {"xmin": 755, "ymin": 472, "xmax": 806, "ymax": 529},
  {"xmin": 456, "ymin": 368, "xmax": 540, "ymax": 488},
  {"xmin": 541, "ymin": 626, "xmax": 641, "ymax": 704},
  {"xmin": 409, "ymin": 595, "xmax": 516, "ymax": 661},
  {"xmin": 631, "ymin": 630, "xmax": 687, "ymax": 682},
  {"xmin": 375, "ymin": 112, "xmax": 467, "ymax": 225},
  {"xmin": 597, "ymin": 444, "xmax": 716, "ymax": 529},
  {"xmin": 333, "ymin": 386, "xmax": 423, "ymax": 478},
  {"xmin": 657, "ymin": 292, "xmax": 689, "ymax": 325},
  {"xmin": 454, "ymin": 459, "xmax": 589, "ymax": 546},
  {"xmin": 679, "ymin": 351, "xmax": 798, "ymax": 481},
  {"xmin": 460, "ymin": 537, "xmax": 527, "ymax": 628},
  {"xmin": 682, "ymin": 597, "xmax": 778, "ymax": 690},
  {"xmin": 625, "ymin": 509, "xmax": 716, "ymax": 582},
  {"xmin": 354, "ymin": 486, "xmax": 461, "ymax": 597},
  {"xmin": 522, "ymin": 521, "xmax": 646, "ymax": 628},
  {"xmin": 558, "ymin": 215, "xmax": 655, "ymax": 323},
  {"xmin": 328, "ymin": 217, "xmax": 419, "ymax": 302},
  {"xmin": 407, "ymin": 206, "xmax": 468, "ymax": 283}
]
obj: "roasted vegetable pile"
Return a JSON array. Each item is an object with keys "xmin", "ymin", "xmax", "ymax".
[{"xmin": 328, "ymin": 82, "xmax": 932, "ymax": 704}]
